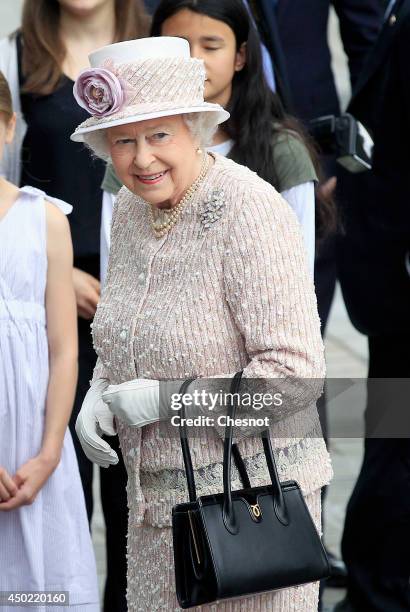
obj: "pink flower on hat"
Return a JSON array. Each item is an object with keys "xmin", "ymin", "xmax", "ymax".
[{"xmin": 73, "ymin": 67, "xmax": 125, "ymax": 117}]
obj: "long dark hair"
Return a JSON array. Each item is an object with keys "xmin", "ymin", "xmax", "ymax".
[
  {"xmin": 21, "ymin": 0, "xmax": 150, "ymax": 96},
  {"xmin": 151, "ymin": 0, "xmax": 336, "ymax": 239}
]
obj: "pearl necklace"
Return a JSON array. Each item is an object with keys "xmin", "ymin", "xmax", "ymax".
[{"xmin": 149, "ymin": 154, "xmax": 210, "ymax": 238}]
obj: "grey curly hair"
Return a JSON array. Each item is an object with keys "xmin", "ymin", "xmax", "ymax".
[{"xmin": 82, "ymin": 112, "xmax": 218, "ymax": 161}]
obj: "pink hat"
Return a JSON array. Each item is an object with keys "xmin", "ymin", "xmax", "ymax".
[{"xmin": 71, "ymin": 37, "xmax": 229, "ymax": 146}]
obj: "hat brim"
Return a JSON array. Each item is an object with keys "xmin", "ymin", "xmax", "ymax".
[{"xmin": 71, "ymin": 103, "xmax": 229, "ymax": 142}]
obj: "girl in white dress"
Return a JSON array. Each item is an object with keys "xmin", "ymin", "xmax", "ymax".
[{"xmin": 0, "ymin": 72, "xmax": 99, "ymax": 611}]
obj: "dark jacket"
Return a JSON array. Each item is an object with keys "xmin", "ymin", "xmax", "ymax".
[
  {"xmin": 338, "ymin": 0, "xmax": 410, "ymax": 335},
  {"xmin": 275, "ymin": 0, "xmax": 383, "ymax": 121}
]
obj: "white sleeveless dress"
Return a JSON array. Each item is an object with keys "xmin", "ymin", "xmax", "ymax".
[{"xmin": 0, "ymin": 187, "xmax": 99, "ymax": 611}]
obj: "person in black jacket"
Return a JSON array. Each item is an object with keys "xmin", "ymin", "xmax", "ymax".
[
  {"xmin": 273, "ymin": 0, "xmax": 383, "ymax": 332},
  {"xmin": 335, "ymin": 1, "xmax": 410, "ymax": 610},
  {"xmin": 276, "ymin": 0, "xmax": 383, "ymax": 120},
  {"xmin": 263, "ymin": 2, "xmax": 383, "ymax": 597}
]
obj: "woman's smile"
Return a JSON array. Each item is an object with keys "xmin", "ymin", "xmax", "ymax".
[{"xmin": 135, "ymin": 169, "xmax": 169, "ymax": 185}]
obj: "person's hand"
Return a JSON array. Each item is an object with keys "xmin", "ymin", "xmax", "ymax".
[
  {"xmin": 75, "ymin": 378, "xmax": 119, "ymax": 468},
  {"xmin": 0, "ymin": 466, "xmax": 18, "ymax": 505},
  {"xmin": 103, "ymin": 378, "xmax": 161, "ymax": 427},
  {"xmin": 72, "ymin": 267, "xmax": 100, "ymax": 319},
  {"xmin": 0, "ymin": 456, "xmax": 56, "ymax": 511}
]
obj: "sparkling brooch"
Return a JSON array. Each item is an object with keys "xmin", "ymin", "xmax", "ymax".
[{"xmin": 200, "ymin": 189, "xmax": 226, "ymax": 230}]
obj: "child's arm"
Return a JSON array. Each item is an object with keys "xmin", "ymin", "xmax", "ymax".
[
  {"xmin": 0, "ymin": 202, "xmax": 78, "ymax": 511},
  {"xmin": 41, "ymin": 200, "xmax": 78, "ymax": 462}
]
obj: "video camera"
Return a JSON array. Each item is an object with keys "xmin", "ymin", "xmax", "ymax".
[{"xmin": 309, "ymin": 113, "xmax": 373, "ymax": 173}]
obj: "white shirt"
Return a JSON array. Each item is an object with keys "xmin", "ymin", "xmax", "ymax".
[{"xmin": 281, "ymin": 182, "xmax": 315, "ymax": 275}]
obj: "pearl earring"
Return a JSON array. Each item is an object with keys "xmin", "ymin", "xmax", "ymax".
[{"xmin": 196, "ymin": 147, "xmax": 202, "ymax": 155}]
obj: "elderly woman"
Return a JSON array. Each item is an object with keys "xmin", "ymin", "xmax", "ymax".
[{"xmin": 72, "ymin": 37, "xmax": 332, "ymax": 611}]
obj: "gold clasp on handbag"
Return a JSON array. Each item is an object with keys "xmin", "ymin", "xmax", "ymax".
[{"xmin": 250, "ymin": 503, "xmax": 261, "ymax": 518}]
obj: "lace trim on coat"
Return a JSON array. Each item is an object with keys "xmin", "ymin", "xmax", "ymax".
[{"xmin": 140, "ymin": 436, "xmax": 324, "ymax": 496}]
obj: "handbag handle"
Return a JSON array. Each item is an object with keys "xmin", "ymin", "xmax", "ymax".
[
  {"xmin": 178, "ymin": 373, "xmax": 288, "ymax": 530},
  {"xmin": 178, "ymin": 379, "xmax": 250, "ymax": 503},
  {"xmin": 222, "ymin": 372, "xmax": 288, "ymax": 532},
  {"xmin": 178, "ymin": 379, "xmax": 199, "ymax": 502}
]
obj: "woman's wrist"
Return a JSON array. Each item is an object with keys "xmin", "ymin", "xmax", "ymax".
[{"xmin": 37, "ymin": 446, "xmax": 62, "ymax": 470}]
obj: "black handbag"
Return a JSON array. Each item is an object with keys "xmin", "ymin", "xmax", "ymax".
[{"xmin": 172, "ymin": 372, "xmax": 330, "ymax": 609}]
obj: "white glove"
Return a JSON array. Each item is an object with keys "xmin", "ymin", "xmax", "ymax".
[
  {"xmin": 75, "ymin": 378, "xmax": 119, "ymax": 468},
  {"xmin": 102, "ymin": 378, "xmax": 163, "ymax": 427}
]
